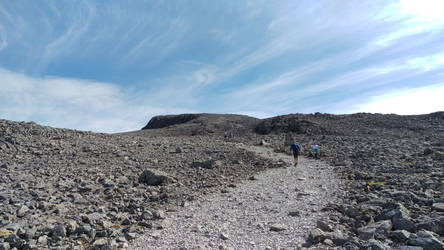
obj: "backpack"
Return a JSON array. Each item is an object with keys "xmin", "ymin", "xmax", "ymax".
[{"xmin": 290, "ymin": 143, "xmax": 300, "ymax": 152}]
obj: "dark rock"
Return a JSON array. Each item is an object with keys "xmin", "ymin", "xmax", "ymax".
[
  {"xmin": 398, "ymin": 246, "xmax": 424, "ymax": 250},
  {"xmin": 75, "ymin": 225, "xmax": 96, "ymax": 240},
  {"xmin": 416, "ymin": 216, "xmax": 444, "ymax": 236},
  {"xmin": 141, "ymin": 210, "xmax": 153, "ymax": 220},
  {"xmin": 288, "ymin": 211, "xmax": 300, "ymax": 217},
  {"xmin": 51, "ymin": 224, "xmax": 67, "ymax": 239},
  {"xmin": 191, "ymin": 159, "xmax": 222, "ymax": 169},
  {"xmin": 408, "ymin": 230, "xmax": 444, "ymax": 250},
  {"xmin": 65, "ymin": 220, "xmax": 78, "ymax": 235},
  {"xmin": 357, "ymin": 220, "xmax": 392, "ymax": 240},
  {"xmin": 379, "ymin": 203, "xmax": 415, "ymax": 232},
  {"xmin": 309, "ymin": 228, "xmax": 326, "ymax": 243},
  {"xmin": 4, "ymin": 234, "xmax": 25, "ymax": 249},
  {"xmin": 142, "ymin": 114, "xmax": 200, "ymax": 129},
  {"xmin": 364, "ymin": 239, "xmax": 386, "ymax": 250},
  {"xmin": 316, "ymin": 220, "xmax": 333, "ymax": 232},
  {"xmin": 138, "ymin": 170, "xmax": 168, "ymax": 186},
  {"xmin": 391, "ymin": 230, "xmax": 411, "ymax": 242}
]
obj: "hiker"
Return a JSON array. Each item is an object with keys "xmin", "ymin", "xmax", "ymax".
[
  {"xmin": 289, "ymin": 142, "xmax": 302, "ymax": 166},
  {"xmin": 312, "ymin": 144, "xmax": 320, "ymax": 159}
]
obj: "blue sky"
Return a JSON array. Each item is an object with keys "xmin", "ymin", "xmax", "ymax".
[{"xmin": 1, "ymin": 0, "xmax": 443, "ymax": 133}]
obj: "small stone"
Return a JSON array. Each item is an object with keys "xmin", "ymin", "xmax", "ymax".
[
  {"xmin": 51, "ymin": 224, "xmax": 67, "ymax": 239},
  {"xmin": 364, "ymin": 239, "xmax": 386, "ymax": 250},
  {"xmin": 37, "ymin": 235, "xmax": 48, "ymax": 245},
  {"xmin": 220, "ymin": 232, "xmax": 229, "ymax": 240},
  {"xmin": 316, "ymin": 220, "xmax": 333, "ymax": 232},
  {"xmin": 141, "ymin": 210, "xmax": 153, "ymax": 220},
  {"xmin": 189, "ymin": 224, "xmax": 201, "ymax": 232},
  {"xmin": 16, "ymin": 205, "xmax": 29, "ymax": 218},
  {"xmin": 153, "ymin": 210, "xmax": 166, "ymax": 219},
  {"xmin": 149, "ymin": 231, "xmax": 161, "ymax": 239},
  {"xmin": 92, "ymin": 238, "xmax": 108, "ymax": 247},
  {"xmin": 398, "ymin": 246, "xmax": 424, "ymax": 250},
  {"xmin": 358, "ymin": 220, "xmax": 392, "ymax": 240},
  {"xmin": 126, "ymin": 232, "xmax": 137, "ymax": 240},
  {"xmin": 323, "ymin": 238, "xmax": 334, "ymax": 246},
  {"xmin": 0, "ymin": 229, "xmax": 13, "ymax": 239},
  {"xmin": 270, "ymin": 223, "xmax": 287, "ymax": 232},
  {"xmin": 432, "ymin": 202, "xmax": 444, "ymax": 212},
  {"xmin": 0, "ymin": 242, "xmax": 11, "ymax": 250},
  {"xmin": 65, "ymin": 220, "xmax": 78, "ymax": 235},
  {"xmin": 288, "ymin": 211, "xmax": 301, "ymax": 217}
]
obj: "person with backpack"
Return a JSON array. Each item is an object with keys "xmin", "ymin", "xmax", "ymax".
[
  {"xmin": 289, "ymin": 142, "xmax": 302, "ymax": 166},
  {"xmin": 312, "ymin": 144, "xmax": 320, "ymax": 159}
]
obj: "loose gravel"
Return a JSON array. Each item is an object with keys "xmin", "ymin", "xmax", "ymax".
[{"xmin": 130, "ymin": 144, "xmax": 343, "ymax": 249}]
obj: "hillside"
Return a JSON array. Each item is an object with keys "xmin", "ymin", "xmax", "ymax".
[{"xmin": 1, "ymin": 112, "xmax": 443, "ymax": 249}]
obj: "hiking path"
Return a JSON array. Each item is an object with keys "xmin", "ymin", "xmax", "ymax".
[{"xmin": 130, "ymin": 143, "xmax": 342, "ymax": 249}]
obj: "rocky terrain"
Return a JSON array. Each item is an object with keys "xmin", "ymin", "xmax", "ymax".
[{"xmin": 0, "ymin": 112, "xmax": 443, "ymax": 249}]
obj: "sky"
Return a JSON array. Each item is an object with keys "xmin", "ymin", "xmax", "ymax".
[{"xmin": 0, "ymin": 0, "xmax": 443, "ymax": 133}]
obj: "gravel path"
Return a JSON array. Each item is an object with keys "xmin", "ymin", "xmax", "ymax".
[{"xmin": 130, "ymin": 144, "xmax": 342, "ymax": 249}]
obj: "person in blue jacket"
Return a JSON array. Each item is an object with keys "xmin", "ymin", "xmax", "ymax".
[
  {"xmin": 289, "ymin": 142, "xmax": 302, "ymax": 166},
  {"xmin": 312, "ymin": 144, "xmax": 320, "ymax": 159}
]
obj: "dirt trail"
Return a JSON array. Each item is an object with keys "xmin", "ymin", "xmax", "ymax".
[{"xmin": 130, "ymin": 144, "xmax": 343, "ymax": 249}]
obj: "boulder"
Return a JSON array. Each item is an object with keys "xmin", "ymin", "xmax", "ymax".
[
  {"xmin": 381, "ymin": 203, "xmax": 415, "ymax": 232},
  {"xmin": 408, "ymin": 230, "xmax": 444, "ymax": 250},
  {"xmin": 416, "ymin": 216, "xmax": 444, "ymax": 236},
  {"xmin": 138, "ymin": 170, "xmax": 168, "ymax": 186},
  {"xmin": 309, "ymin": 228, "xmax": 326, "ymax": 243},
  {"xmin": 391, "ymin": 230, "xmax": 411, "ymax": 242},
  {"xmin": 357, "ymin": 220, "xmax": 392, "ymax": 240}
]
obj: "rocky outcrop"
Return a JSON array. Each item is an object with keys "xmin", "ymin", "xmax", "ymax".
[
  {"xmin": 142, "ymin": 114, "xmax": 200, "ymax": 129},
  {"xmin": 140, "ymin": 113, "xmax": 260, "ymax": 136}
]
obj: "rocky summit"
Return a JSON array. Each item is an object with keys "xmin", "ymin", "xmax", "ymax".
[{"xmin": 0, "ymin": 112, "xmax": 443, "ymax": 250}]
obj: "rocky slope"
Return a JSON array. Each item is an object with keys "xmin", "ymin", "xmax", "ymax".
[
  {"xmin": 0, "ymin": 119, "xmax": 278, "ymax": 249},
  {"xmin": 255, "ymin": 112, "xmax": 444, "ymax": 249},
  {"xmin": 1, "ymin": 112, "xmax": 443, "ymax": 249}
]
